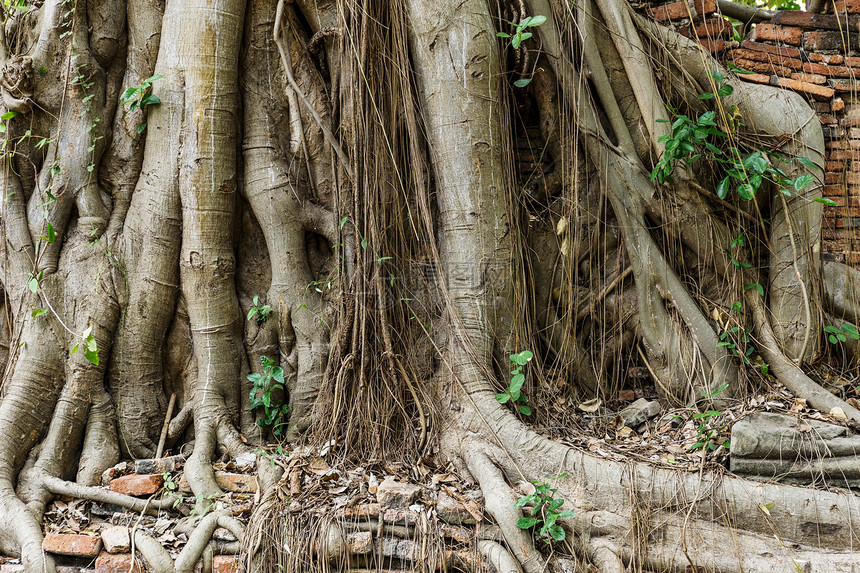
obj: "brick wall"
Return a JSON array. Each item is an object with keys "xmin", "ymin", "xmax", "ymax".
[{"xmin": 642, "ymin": 0, "xmax": 860, "ymax": 263}]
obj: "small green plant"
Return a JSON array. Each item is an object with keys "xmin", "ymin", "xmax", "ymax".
[
  {"xmin": 161, "ymin": 472, "xmax": 185, "ymax": 508},
  {"xmin": 825, "ymin": 324, "xmax": 860, "ymax": 345},
  {"xmin": 120, "ymin": 74, "xmax": 163, "ymax": 134},
  {"xmin": 497, "ymin": 14, "xmax": 546, "ymax": 50},
  {"xmin": 515, "ymin": 474, "xmax": 574, "ymax": 542},
  {"xmin": 248, "ymin": 355, "xmax": 290, "ymax": 436},
  {"xmin": 497, "ymin": 15, "xmax": 546, "ymax": 87},
  {"xmin": 497, "ymin": 350, "xmax": 533, "ymax": 416},
  {"xmin": 247, "ymin": 295, "xmax": 272, "ymax": 323},
  {"xmin": 690, "ymin": 384, "xmax": 730, "ymax": 452},
  {"xmin": 652, "ymin": 71, "xmax": 835, "ymax": 209}
]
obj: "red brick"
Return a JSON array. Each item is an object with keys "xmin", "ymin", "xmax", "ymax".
[
  {"xmin": 750, "ymin": 23, "xmax": 802, "ymax": 45},
  {"xmin": 804, "ymin": 31, "xmax": 848, "ymax": 52},
  {"xmin": 681, "ymin": 17, "xmax": 733, "ymax": 38},
  {"xmin": 619, "ymin": 389, "xmax": 636, "ymax": 401},
  {"xmin": 732, "ymin": 58, "xmax": 792, "ymax": 76},
  {"xmin": 844, "ymin": 56, "xmax": 860, "ymax": 67},
  {"xmin": 95, "ymin": 552, "xmax": 144, "ymax": 573},
  {"xmin": 649, "ymin": 0, "xmax": 717, "ymax": 21},
  {"xmin": 213, "ymin": 556, "xmax": 238, "ymax": 573},
  {"xmin": 698, "ymin": 37, "xmax": 726, "ymax": 53},
  {"xmin": 831, "ymin": 0, "xmax": 860, "ymax": 13},
  {"xmin": 43, "ymin": 533, "xmax": 102, "ymax": 558},
  {"xmin": 826, "ymin": 172, "xmax": 844, "ymax": 184},
  {"xmin": 808, "ymin": 52, "xmax": 845, "ymax": 65},
  {"xmin": 740, "ymin": 40, "xmax": 801, "ymax": 58},
  {"xmin": 830, "ymin": 78, "xmax": 860, "ymax": 91},
  {"xmin": 773, "ymin": 10, "xmax": 860, "ymax": 30},
  {"xmin": 727, "ymin": 48, "xmax": 802, "ymax": 69},
  {"xmin": 772, "ymin": 76, "xmax": 835, "ymax": 100},
  {"xmin": 819, "ymin": 114, "xmax": 839, "ymax": 125},
  {"xmin": 110, "ymin": 473, "xmax": 163, "ymax": 496},
  {"xmin": 826, "ymin": 140, "xmax": 860, "ymax": 149},
  {"xmin": 737, "ymin": 72, "xmax": 772, "ymax": 85},
  {"xmin": 833, "ymin": 97, "xmax": 847, "ymax": 111},
  {"xmin": 827, "ymin": 161, "xmax": 846, "ymax": 171},
  {"xmin": 802, "ymin": 61, "xmax": 858, "ymax": 77},
  {"xmin": 793, "ymin": 71, "xmax": 828, "ymax": 84},
  {"xmin": 824, "ymin": 183, "xmax": 849, "ymax": 194}
]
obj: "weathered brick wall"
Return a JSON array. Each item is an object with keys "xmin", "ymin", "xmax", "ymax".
[{"xmin": 642, "ymin": 0, "xmax": 860, "ymax": 263}]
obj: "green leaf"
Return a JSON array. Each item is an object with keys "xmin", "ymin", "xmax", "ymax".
[
  {"xmin": 496, "ymin": 392, "xmax": 511, "ymax": 404},
  {"xmin": 737, "ymin": 183, "xmax": 755, "ymax": 201},
  {"xmin": 558, "ymin": 510, "xmax": 574, "ymax": 518},
  {"xmin": 360, "ymin": 237, "xmax": 367, "ymax": 250},
  {"xmin": 517, "ymin": 517, "xmax": 539, "ymax": 529},
  {"xmin": 516, "ymin": 350, "xmax": 534, "ymax": 364},
  {"xmin": 745, "ymin": 283, "xmax": 764, "ymax": 296},
  {"xmin": 84, "ymin": 346, "xmax": 99, "ymax": 366},
  {"xmin": 511, "ymin": 35, "xmax": 522, "ymax": 49},
  {"xmin": 842, "ymin": 324, "xmax": 859, "ymax": 338},
  {"xmin": 497, "ymin": 32, "xmax": 511, "ymax": 38},
  {"xmin": 793, "ymin": 173, "xmax": 814, "ymax": 192},
  {"xmin": 136, "ymin": 122, "xmax": 148, "ymax": 134},
  {"xmin": 513, "ymin": 78, "xmax": 531, "ymax": 88},
  {"xmin": 698, "ymin": 92, "xmax": 715, "ymax": 100},
  {"xmin": 45, "ymin": 222, "xmax": 55, "ymax": 244},
  {"xmin": 1, "ymin": 111, "xmax": 18, "ymax": 120},
  {"xmin": 31, "ymin": 308, "xmax": 46, "ymax": 318},
  {"xmin": 548, "ymin": 525, "xmax": 566, "ymax": 541},
  {"xmin": 28, "ymin": 277, "xmax": 39, "ymax": 293},
  {"xmin": 526, "ymin": 15, "xmax": 547, "ymax": 26},
  {"xmin": 707, "ymin": 70, "xmax": 725, "ymax": 83},
  {"xmin": 70, "ymin": 343, "xmax": 79, "ymax": 355},
  {"xmin": 548, "ymin": 499, "xmax": 564, "ymax": 511},
  {"xmin": 716, "ymin": 177, "xmax": 730, "ymax": 200},
  {"xmin": 518, "ymin": 404, "xmax": 532, "ymax": 416},
  {"xmin": 717, "ymin": 84, "xmax": 734, "ymax": 97},
  {"xmin": 510, "ymin": 373, "xmax": 526, "ymax": 393},
  {"xmin": 814, "ymin": 197, "xmax": 838, "ymax": 206},
  {"xmin": 796, "ymin": 157, "xmax": 817, "ymax": 170}
]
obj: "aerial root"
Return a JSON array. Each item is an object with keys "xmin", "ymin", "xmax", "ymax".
[
  {"xmin": 133, "ymin": 510, "xmax": 245, "ymax": 573},
  {"xmin": 466, "ymin": 452, "xmax": 545, "ymax": 573},
  {"xmin": 476, "ymin": 540, "xmax": 521, "ymax": 573},
  {"xmin": 584, "ymin": 538, "xmax": 624, "ymax": 573},
  {"xmin": 40, "ymin": 473, "xmax": 186, "ymax": 515}
]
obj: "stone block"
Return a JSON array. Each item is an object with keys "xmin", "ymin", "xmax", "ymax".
[
  {"xmin": 619, "ymin": 398, "xmax": 661, "ymax": 428},
  {"xmin": 436, "ymin": 492, "xmax": 478, "ymax": 525},
  {"xmin": 376, "ymin": 477, "xmax": 421, "ymax": 507},
  {"xmin": 347, "ymin": 531, "xmax": 373, "ymax": 554},
  {"xmin": 100, "ymin": 526, "xmax": 130, "ymax": 555},
  {"xmin": 43, "ymin": 533, "xmax": 102, "ymax": 558}
]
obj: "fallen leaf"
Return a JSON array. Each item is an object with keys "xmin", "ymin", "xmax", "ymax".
[
  {"xmin": 307, "ymin": 456, "xmax": 332, "ymax": 476},
  {"xmin": 830, "ymin": 407, "xmax": 848, "ymax": 421},
  {"xmin": 578, "ymin": 398, "xmax": 602, "ymax": 413}
]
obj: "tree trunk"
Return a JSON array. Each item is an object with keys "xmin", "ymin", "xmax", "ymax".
[{"xmin": 0, "ymin": 0, "xmax": 857, "ymax": 571}]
